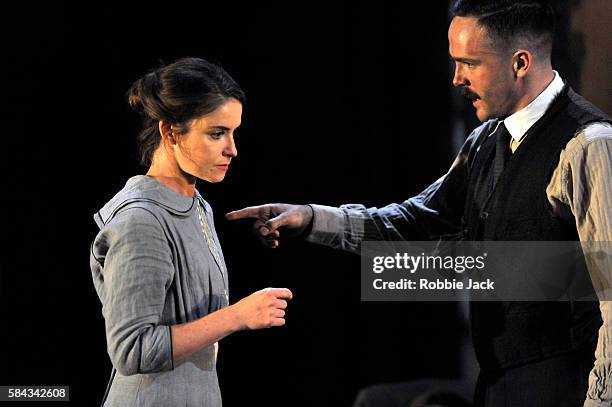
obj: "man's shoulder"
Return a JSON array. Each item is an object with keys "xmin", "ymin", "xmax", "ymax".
[
  {"xmin": 580, "ymin": 122, "xmax": 612, "ymax": 142},
  {"xmin": 564, "ymin": 122, "xmax": 612, "ymax": 159}
]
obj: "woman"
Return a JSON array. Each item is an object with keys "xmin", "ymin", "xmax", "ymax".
[{"xmin": 90, "ymin": 57, "xmax": 292, "ymax": 407}]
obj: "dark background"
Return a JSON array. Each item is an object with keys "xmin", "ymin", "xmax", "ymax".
[{"xmin": 1, "ymin": 1, "xmax": 609, "ymax": 406}]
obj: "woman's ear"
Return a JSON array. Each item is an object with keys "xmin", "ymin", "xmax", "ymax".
[
  {"xmin": 512, "ymin": 49, "xmax": 532, "ymax": 78},
  {"xmin": 159, "ymin": 120, "xmax": 177, "ymax": 145}
]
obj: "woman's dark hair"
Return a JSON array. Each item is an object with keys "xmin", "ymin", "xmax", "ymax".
[
  {"xmin": 126, "ymin": 57, "xmax": 246, "ymax": 166},
  {"xmin": 450, "ymin": 0, "xmax": 555, "ymax": 55}
]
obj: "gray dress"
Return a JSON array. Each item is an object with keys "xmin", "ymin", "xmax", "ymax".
[{"xmin": 90, "ymin": 175, "xmax": 229, "ymax": 406}]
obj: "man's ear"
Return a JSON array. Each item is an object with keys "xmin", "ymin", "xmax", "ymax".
[
  {"xmin": 512, "ymin": 49, "xmax": 532, "ymax": 78},
  {"xmin": 158, "ymin": 120, "xmax": 177, "ymax": 146}
]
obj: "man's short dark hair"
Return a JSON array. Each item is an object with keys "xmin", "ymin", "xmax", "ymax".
[{"xmin": 450, "ymin": 0, "xmax": 555, "ymax": 55}]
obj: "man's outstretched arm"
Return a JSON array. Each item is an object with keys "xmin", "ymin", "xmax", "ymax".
[{"xmin": 225, "ymin": 124, "xmax": 489, "ymax": 252}]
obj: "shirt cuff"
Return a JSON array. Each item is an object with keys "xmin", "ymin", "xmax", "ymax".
[{"xmin": 305, "ymin": 204, "xmax": 346, "ymax": 247}]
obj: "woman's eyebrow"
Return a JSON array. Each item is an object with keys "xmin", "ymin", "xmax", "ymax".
[{"xmin": 206, "ymin": 125, "xmax": 231, "ymax": 131}]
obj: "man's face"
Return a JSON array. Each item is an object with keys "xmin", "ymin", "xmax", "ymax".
[{"xmin": 449, "ymin": 16, "xmax": 519, "ymax": 121}]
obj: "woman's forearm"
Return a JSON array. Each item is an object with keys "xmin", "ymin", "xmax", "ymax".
[
  {"xmin": 170, "ymin": 287, "xmax": 292, "ymax": 363},
  {"xmin": 170, "ymin": 305, "xmax": 241, "ymax": 363}
]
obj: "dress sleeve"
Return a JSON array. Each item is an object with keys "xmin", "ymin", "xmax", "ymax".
[{"xmin": 91, "ymin": 207, "xmax": 175, "ymax": 376}]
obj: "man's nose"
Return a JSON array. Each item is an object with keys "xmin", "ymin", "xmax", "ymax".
[{"xmin": 452, "ymin": 65, "xmax": 467, "ymax": 87}]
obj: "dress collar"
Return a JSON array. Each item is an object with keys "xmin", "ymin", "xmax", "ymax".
[{"xmin": 95, "ymin": 175, "xmax": 201, "ymax": 227}]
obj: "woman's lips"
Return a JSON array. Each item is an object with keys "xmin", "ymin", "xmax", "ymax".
[{"xmin": 215, "ymin": 164, "xmax": 229, "ymax": 171}]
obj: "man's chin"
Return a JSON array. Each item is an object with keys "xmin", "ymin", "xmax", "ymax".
[
  {"xmin": 475, "ymin": 109, "xmax": 488, "ymax": 122},
  {"xmin": 474, "ymin": 106, "xmax": 494, "ymax": 122}
]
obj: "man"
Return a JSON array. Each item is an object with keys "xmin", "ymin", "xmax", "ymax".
[{"xmin": 227, "ymin": 1, "xmax": 612, "ymax": 405}]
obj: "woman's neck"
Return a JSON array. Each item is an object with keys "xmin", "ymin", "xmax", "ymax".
[{"xmin": 147, "ymin": 157, "xmax": 197, "ymax": 197}]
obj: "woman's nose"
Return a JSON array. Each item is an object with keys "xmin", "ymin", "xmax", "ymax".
[{"xmin": 224, "ymin": 135, "xmax": 237, "ymax": 158}]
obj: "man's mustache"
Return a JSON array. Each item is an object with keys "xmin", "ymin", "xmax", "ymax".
[{"xmin": 460, "ymin": 88, "xmax": 480, "ymax": 101}]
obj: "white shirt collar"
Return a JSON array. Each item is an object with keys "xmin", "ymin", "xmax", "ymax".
[{"xmin": 501, "ymin": 71, "xmax": 565, "ymax": 142}]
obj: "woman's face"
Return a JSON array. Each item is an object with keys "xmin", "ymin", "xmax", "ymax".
[{"xmin": 174, "ymin": 98, "xmax": 242, "ymax": 183}]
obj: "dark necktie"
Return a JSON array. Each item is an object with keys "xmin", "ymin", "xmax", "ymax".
[{"xmin": 492, "ymin": 122, "xmax": 512, "ymax": 187}]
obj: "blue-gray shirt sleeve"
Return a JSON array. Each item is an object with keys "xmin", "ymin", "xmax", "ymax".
[
  {"xmin": 305, "ymin": 125, "xmax": 489, "ymax": 252},
  {"xmin": 91, "ymin": 207, "xmax": 175, "ymax": 376}
]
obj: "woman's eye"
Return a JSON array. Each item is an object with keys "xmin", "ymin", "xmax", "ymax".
[{"xmin": 210, "ymin": 131, "xmax": 225, "ymax": 140}]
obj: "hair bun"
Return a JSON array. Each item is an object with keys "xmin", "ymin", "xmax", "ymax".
[{"xmin": 127, "ymin": 70, "xmax": 160, "ymax": 116}]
